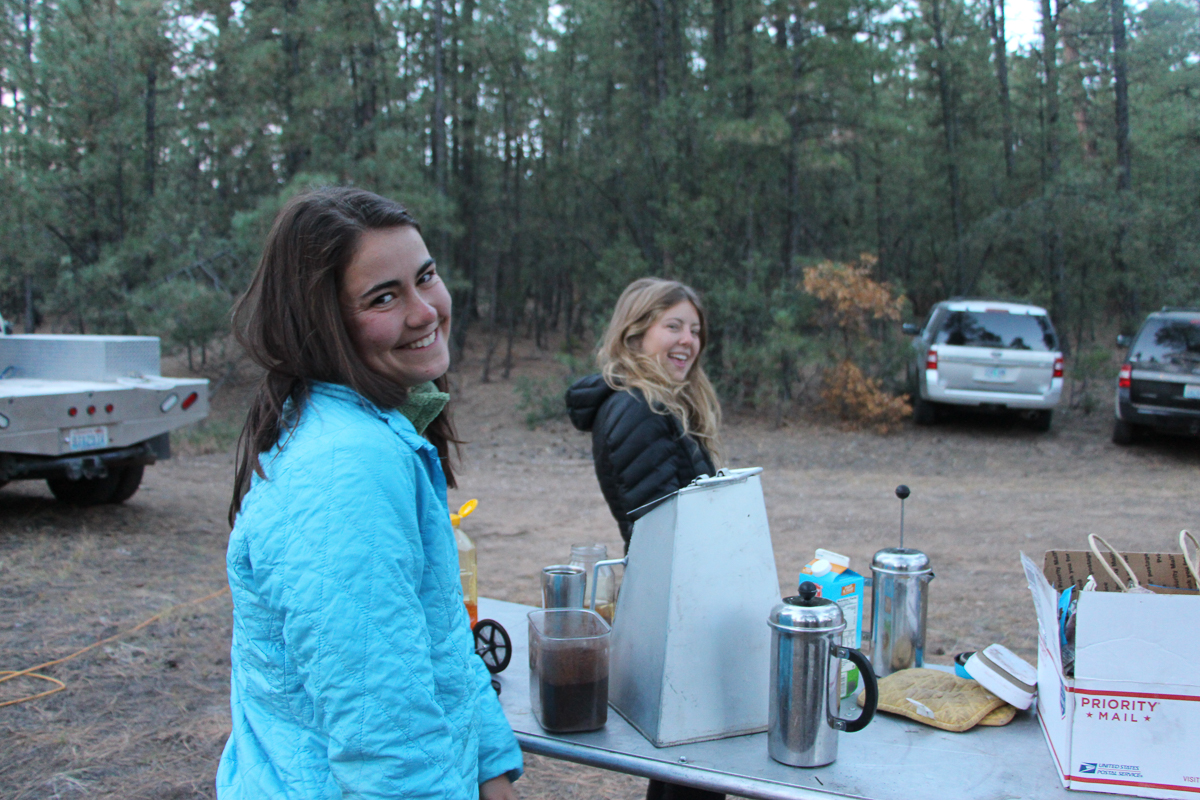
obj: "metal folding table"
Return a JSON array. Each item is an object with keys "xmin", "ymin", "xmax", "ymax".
[{"xmin": 481, "ymin": 598, "xmax": 1075, "ymax": 800}]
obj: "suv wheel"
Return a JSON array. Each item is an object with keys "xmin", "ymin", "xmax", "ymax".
[
  {"xmin": 1112, "ymin": 419, "xmax": 1139, "ymax": 446},
  {"xmin": 1029, "ymin": 410, "xmax": 1053, "ymax": 432},
  {"xmin": 912, "ymin": 395, "xmax": 937, "ymax": 425}
]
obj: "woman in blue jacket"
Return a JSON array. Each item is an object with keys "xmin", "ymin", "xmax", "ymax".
[{"xmin": 218, "ymin": 188, "xmax": 522, "ymax": 799}]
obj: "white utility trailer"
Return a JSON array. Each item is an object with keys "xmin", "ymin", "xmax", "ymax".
[{"xmin": 0, "ymin": 317, "xmax": 208, "ymax": 505}]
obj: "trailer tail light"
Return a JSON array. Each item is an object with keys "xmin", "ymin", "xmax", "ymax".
[
  {"xmin": 925, "ymin": 349, "xmax": 938, "ymax": 370},
  {"xmin": 0, "ymin": 412, "xmax": 8, "ymax": 429},
  {"xmin": 181, "ymin": 392, "xmax": 199, "ymax": 411},
  {"xmin": 68, "ymin": 407, "xmax": 78, "ymax": 417},
  {"xmin": 1118, "ymin": 363, "xmax": 1132, "ymax": 389},
  {"xmin": 87, "ymin": 405, "xmax": 96, "ymax": 415},
  {"xmin": 1053, "ymin": 357, "xmax": 1064, "ymax": 379},
  {"xmin": 105, "ymin": 404, "xmax": 114, "ymax": 413},
  {"xmin": 160, "ymin": 394, "xmax": 179, "ymax": 412}
]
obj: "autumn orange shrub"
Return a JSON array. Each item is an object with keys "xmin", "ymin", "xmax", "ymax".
[
  {"xmin": 818, "ymin": 360, "xmax": 911, "ymax": 434},
  {"xmin": 802, "ymin": 255, "xmax": 911, "ymax": 432}
]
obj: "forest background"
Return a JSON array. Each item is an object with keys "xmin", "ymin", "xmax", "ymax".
[{"xmin": 1, "ymin": 0, "xmax": 1197, "ymax": 419}]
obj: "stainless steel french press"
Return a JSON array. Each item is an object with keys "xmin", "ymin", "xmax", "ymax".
[
  {"xmin": 869, "ymin": 485, "xmax": 935, "ymax": 678},
  {"xmin": 767, "ymin": 582, "xmax": 879, "ymax": 768}
]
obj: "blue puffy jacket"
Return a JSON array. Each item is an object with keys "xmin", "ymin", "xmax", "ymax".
[{"xmin": 217, "ymin": 382, "xmax": 523, "ymax": 799}]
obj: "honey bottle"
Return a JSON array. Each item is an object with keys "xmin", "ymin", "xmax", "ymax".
[{"xmin": 452, "ymin": 499, "xmax": 479, "ymax": 627}]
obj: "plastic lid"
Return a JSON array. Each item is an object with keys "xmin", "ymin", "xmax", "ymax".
[
  {"xmin": 451, "ymin": 499, "xmax": 479, "ymax": 528},
  {"xmin": 808, "ymin": 559, "xmax": 833, "ymax": 577},
  {"xmin": 768, "ymin": 582, "xmax": 846, "ymax": 633},
  {"xmin": 965, "ymin": 644, "xmax": 1036, "ymax": 710},
  {"xmin": 871, "ymin": 547, "xmax": 932, "ymax": 574}
]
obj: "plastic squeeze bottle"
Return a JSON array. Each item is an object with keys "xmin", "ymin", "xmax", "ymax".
[{"xmin": 452, "ymin": 499, "xmax": 479, "ymax": 627}]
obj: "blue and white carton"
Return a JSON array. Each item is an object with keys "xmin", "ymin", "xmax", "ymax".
[{"xmin": 800, "ymin": 548, "xmax": 865, "ymax": 698}]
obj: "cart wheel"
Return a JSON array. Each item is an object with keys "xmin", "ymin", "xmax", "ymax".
[
  {"xmin": 491, "ymin": 678, "xmax": 502, "ymax": 696},
  {"xmin": 473, "ymin": 619, "xmax": 512, "ymax": 674}
]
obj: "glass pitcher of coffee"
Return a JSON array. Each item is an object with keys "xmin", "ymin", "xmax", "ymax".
[{"xmin": 528, "ymin": 608, "xmax": 610, "ymax": 732}]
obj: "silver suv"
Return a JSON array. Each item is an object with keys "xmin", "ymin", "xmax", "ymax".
[
  {"xmin": 1112, "ymin": 308, "xmax": 1200, "ymax": 444},
  {"xmin": 903, "ymin": 300, "xmax": 1063, "ymax": 430}
]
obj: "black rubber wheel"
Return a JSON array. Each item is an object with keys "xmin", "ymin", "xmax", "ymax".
[
  {"xmin": 472, "ymin": 619, "xmax": 512, "ymax": 674},
  {"xmin": 912, "ymin": 394, "xmax": 937, "ymax": 425},
  {"xmin": 108, "ymin": 465, "xmax": 144, "ymax": 504},
  {"xmin": 1030, "ymin": 410, "xmax": 1053, "ymax": 432},
  {"xmin": 1112, "ymin": 419, "xmax": 1139, "ymax": 445},
  {"xmin": 47, "ymin": 473, "xmax": 120, "ymax": 505}
]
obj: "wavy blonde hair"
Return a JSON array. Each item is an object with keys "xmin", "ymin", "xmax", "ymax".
[{"xmin": 598, "ymin": 278, "xmax": 722, "ymax": 462}]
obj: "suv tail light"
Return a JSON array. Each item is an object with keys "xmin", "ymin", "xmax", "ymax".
[
  {"xmin": 1118, "ymin": 363, "xmax": 1132, "ymax": 389},
  {"xmin": 925, "ymin": 348, "xmax": 938, "ymax": 370},
  {"xmin": 1053, "ymin": 356, "xmax": 1064, "ymax": 379}
]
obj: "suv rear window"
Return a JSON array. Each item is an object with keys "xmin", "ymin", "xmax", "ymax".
[
  {"xmin": 1130, "ymin": 318, "xmax": 1200, "ymax": 364},
  {"xmin": 934, "ymin": 311, "xmax": 1058, "ymax": 351}
]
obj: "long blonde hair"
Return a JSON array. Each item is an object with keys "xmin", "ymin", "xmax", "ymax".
[{"xmin": 598, "ymin": 278, "xmax": 722, "ymax": 462}]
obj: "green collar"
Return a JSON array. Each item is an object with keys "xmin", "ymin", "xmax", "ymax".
[{"xmin": 398, "ymin": 381, "xmax": 450, "ymax": 434}]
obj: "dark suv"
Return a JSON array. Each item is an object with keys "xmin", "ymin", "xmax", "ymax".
[{"xmin": 1113, "ymin": 308, "xmax": 1200, "ymax": 444}]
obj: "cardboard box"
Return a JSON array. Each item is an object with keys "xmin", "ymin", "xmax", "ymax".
[{"xmin": 1023, "ymin": 550, "xmax": 1200, "ymax": 799}]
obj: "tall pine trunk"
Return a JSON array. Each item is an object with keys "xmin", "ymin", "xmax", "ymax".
[
  {"xmin": 1110, "ymin": 0, "xmax": 1137, "ymax": 327},
  {"xmin": 144, "ymin": 63, "xmax": 157, "ymax": 197},
  {"xmin": 431, "ymin": 0, "xmax": 448, "ymax": 258},
  {"xmin": 986, "ymin": 0, "xmax": 1015, "ymax": 180},
  {"xmin": 929, "ymin": 0, "xmax": 965, "ymax": 293},
  {"xmin": 1041, "ymin": 0, "xmax": 1068, "ymax": 350}
]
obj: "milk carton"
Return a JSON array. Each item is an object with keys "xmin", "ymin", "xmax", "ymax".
[{"xmin": 800, "ymin": 548, "xmax": 865, "ymax": 698}]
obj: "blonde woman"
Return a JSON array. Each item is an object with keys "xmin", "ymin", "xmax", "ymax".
[
  {"xmin": 566, "ymin": 278, "xmax": 724, "ymax": 800},
  {"xmin": 566, "ymin": 277, "xmax": 722, "ymax": 550}
]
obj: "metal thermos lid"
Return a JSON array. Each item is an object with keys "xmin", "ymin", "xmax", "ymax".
[
  {"xmin": 768, "ymin": 582, "xmax": 846, "ymax": 633},
  {"xmin": 871, "ymin": 547, "xmax": 932, "ymax": 575}
]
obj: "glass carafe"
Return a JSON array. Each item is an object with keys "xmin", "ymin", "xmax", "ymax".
[{"xmin": 569, "ymin": 543, "xmax": 616, "ymax": 624}]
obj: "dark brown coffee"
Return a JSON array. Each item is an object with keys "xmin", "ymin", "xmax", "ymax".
[{"xmin": 538, "ymin": 677, "xmax": 608, "ymax": 732}]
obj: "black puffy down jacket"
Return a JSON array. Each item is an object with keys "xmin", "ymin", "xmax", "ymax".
[{"xmin": 566, "ymin": 374, "xmax": 716, "ymax": 547}]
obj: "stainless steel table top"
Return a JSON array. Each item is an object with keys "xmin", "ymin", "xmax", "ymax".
[{"xmin": 480, "ymin": 598, "xmax": 1075, "ymax": 800}]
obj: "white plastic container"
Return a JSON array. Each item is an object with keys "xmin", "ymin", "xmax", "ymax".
[{"xmin": 965, "ymin": 643, "xmax": 1036, "ymax": 710}]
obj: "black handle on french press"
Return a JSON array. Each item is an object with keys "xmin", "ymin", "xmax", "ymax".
[{"xmin": 829, "ymin": 646, "xmax": 878, "ymax": 733}]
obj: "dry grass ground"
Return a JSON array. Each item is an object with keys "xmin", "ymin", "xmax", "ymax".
[{"xmin": 1, "ymin": 337, "xmax": 1198, "ymax": 798}]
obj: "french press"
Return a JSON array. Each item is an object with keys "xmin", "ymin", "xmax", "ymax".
[
  {"xmin": 869, "ymin": 485, "xmax": 935, "ymax": 678},
  {"xmin": 767, "ymin": 582, "xmax": 879, "ymax": 768}
]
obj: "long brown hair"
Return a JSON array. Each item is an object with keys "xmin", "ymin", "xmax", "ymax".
[
  {"xmin": 228, "ymin": 187, "xmax": 459, "ymax": 525},
  {"xmin": 598, "ymin": 278, "xmax": 722, "ymax": 461}
]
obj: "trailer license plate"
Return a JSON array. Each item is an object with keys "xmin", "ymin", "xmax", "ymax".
[
  {"xmin": 1184, "ymin": 384, "xmax": 1200, "ymax": 400},
  {"xmin": 67, "ymin": 426, "xmax": 109, "ymax": 452}
]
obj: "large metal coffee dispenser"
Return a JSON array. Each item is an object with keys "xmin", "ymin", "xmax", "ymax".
[
  {"xmin": 869, "ymin": 485, "xmax": 935, "ymax": 678},
  {"xmin": 593, "ymin": 468, "xmax": 781, "ymax": 747}
]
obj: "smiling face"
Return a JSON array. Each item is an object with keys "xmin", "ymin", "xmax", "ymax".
[
  {"xmin": 339, "ymin": 226, "xmax": 451, "ymax": 390},
  {"xmin": 639, "ymin": 300, "xmax": 702, "ymax": 382}
]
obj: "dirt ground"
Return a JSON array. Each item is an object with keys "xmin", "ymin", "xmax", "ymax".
[{"xmin": 2, "ymin": 340, "xmax": 1198, "ymax": 799}]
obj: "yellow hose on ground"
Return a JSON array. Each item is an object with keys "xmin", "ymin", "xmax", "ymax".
[{"xmin": 0, "ymin": 586, "xmax": 230, "ymax": 709}]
